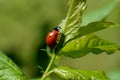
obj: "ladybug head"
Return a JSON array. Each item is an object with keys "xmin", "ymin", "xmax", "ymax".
[{"xmin": 53, "ymin": 26, "xmax": 61, "ymax": 31}]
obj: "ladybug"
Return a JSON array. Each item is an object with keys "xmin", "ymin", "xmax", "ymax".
[{"xmin": 46, "ymin": 26, "xmax": 60, "ymax": 49}]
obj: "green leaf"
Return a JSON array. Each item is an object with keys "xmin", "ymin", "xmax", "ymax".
[
  {"xmin": 82, "ymin": 0, "xmax": 119, "ymax": 26},
  {"xmin": 59, "ymin": 0, "xmax": 86, "ymax": 44},
  {"xmin": 60, "ymin": 34, "xmax": 120, "ymax": 58},
  {"xmin": 107, "ymin": 69, "xmax": 120, "ymax": 80},
  {"xmin": 0, "ymin": 51, "xmax": 27, "ymax": 80},
  {"xmin": 65, "ymin": 21, "xmax": 117, "ymax": 43},
  {"xmin": 31, "ymin": 77, "xmax": 52, "ymax": 80},
  {"xmin": 53, "ymin": 66, "xmax": 109, "ymax": 80}
]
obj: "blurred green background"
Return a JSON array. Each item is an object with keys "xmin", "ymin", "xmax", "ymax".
[{"xmin": 0, "ymin": 0, "xmax": 120, "ymax": 79}]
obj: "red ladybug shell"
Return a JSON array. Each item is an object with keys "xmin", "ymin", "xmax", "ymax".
[{"xmin": 46, "ymin": 27, "xmax": 59, "ymax": 49}]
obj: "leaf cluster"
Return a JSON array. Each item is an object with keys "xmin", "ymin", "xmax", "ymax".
[{"xmin": 0, "ymin": 0, "xmax": 119, "ymax": 80}]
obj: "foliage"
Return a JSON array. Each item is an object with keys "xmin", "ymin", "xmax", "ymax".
[
  {"xmin": 0, "ymin": 51, "xmax": 26, "ymax": 80},
  {"xmin": 60, "ymin": 34, "xmax": 119, "ymax": 58},
  {"xmin": 52, "ymin": 66, "xmax": 109, "ymax": 80},
  {"xmin": 0, "ymin": 0, "xmax": 119, "ymax": 80}
]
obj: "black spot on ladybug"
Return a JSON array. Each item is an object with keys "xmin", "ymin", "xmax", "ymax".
[
  {"xmin": 49, "ymin": 36, "xmax": 52, "ymax": 38},
  {"xmin": 55, "ymin": 34, "xmax": 57, "ymax": 37}
]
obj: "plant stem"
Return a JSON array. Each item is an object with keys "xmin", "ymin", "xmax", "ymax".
[{"xmin": 40, "ymin": 52, "xmax": 56, "ymax": 80}]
